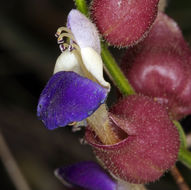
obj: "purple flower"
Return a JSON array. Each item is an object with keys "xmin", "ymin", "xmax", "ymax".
[
  {"xmin": 55, "ymin": 161, "xmax": 143, "ymax": 190},
  {"xmin": 55, "ymin": 161, "xmax": 116, "ymax": 190},
  {"xmin": 37, "ymin": 10, "xmax": 110, "ymax": 130}
]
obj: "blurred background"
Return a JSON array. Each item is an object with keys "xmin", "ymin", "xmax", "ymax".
[{"xmin": 0, "ymin": 0, "xmax": 191, "ymax": 189}]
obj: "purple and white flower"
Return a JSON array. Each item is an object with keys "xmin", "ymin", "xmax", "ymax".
[{"xmin": 37, "ymin": 10, "xmax": 110, "ymax": 130}]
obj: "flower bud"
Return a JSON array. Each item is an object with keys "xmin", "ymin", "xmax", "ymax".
[
  {"xmin": 91, "ymin": 0, "xmax": 159, "ymax": 47},
  {"xmin": 86, "ymin": 95, "xmax": 180, "ymax": 183}
]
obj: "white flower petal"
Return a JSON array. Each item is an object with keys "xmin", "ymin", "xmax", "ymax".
[
  {"xmin": 54, "ymin": 50, "xmax": 83, "ymax": 75},
  {"xmin": 80, "ymin": 47, "xmax": 110, "ymax": 90}
]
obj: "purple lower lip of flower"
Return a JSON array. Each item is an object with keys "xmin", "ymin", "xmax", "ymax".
[
  {"xmin": 37, "ymin": 71, "xmax": 107, "ymax": 130},
  {"xmin": 55, "ymin": 161, "xmax": 117, "ymax": 190}
]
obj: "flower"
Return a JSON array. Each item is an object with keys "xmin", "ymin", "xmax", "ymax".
[
  {"xmin": 37, "ymin": 9, "xmax": 110, "ymax": 130},
  {"xmin": 55, "ymin": 161, "xmax": 146, "ymax": 190},
  {"xmin": 86, "ymin": 95, "xmax": 180, "ymax": 183}
]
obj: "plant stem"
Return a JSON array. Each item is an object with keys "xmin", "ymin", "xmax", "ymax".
[
  {"xmin": 74, "ymin": 0, "xmax": 89, "ymax": 17},
  {"xmin": 178, "ymin": 148, "xmax": 191, "ymax": 169},
  {"xmin": 173, "ymin": 120, "xmax": 187, "ymax": 149},
  {"xmin": 101, "ymin": 42, "xmax": 135, "ymax": 96},
  {"xmin": 173, "ymin": 121, "xmax": 191, "ymax": 169},
  {"xmin": 170, "ymin": 166, "xmax": 190, "ymax": 190}
]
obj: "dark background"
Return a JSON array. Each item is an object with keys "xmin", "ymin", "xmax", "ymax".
[{"xmin": 0, "ymin": 0, "xmax": 191, "ymax": 190}]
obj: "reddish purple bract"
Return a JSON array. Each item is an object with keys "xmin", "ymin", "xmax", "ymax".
[
  {"xmin": 121, "ymin": 12, "xmax": 191, "ymax": 120},
  {"xmin": 86, "ymin": 95, "xmax": 180, "ymax": 183},
  {"xmin": 91, "ymin": 0, "xmax": 159, "ymax": 47}
]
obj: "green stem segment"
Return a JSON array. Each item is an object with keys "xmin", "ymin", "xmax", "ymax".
[
  {"xmin": 101, "ymin": 42, "xmax": 135, "ymax": 95},
  {"xmin": 173, "ymin": 120, "xmax": 187, "ymax": 149},
  {"xmin": 74, "ymin": 0, "xmax": 89, "ymax": 17},
  {"xmin": 173, "ymin": 120, "xmax": 191, "ymax": 169},
  {"xmin": 178, "ymin": 148, "xmax": 191, "ymax": 169},
  {"xmin": 74, "ymin": 0, "xmax": 191, "ymax": 170}
]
